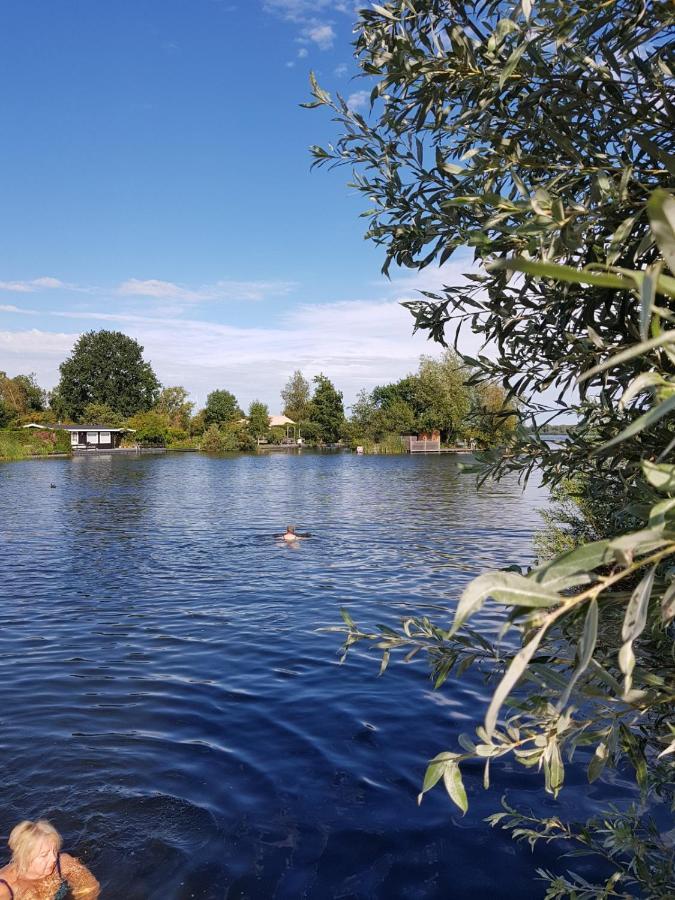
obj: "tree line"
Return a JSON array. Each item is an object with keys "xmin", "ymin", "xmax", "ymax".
[{"xmin": 1, "ymin": 329, "xmax": 516, "ymax": 450}]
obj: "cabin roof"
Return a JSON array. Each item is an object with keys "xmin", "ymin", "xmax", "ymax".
[
  {"xmin": 269, "ymin": 415, "xmax": 296, "ymax": 427},
  {"xmin": 22, "ymin": 423, "xmax": 135, "ymax": 432}
]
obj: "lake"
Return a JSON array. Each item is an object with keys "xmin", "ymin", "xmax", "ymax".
[{"xmin": 0, "ymin": 452, "xmax": 608, "ymax": 898}]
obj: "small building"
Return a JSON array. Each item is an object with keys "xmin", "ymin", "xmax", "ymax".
[
  {"xmin": 23, "ymin": 423, "xmax": 135, "ymax": 450},
  {"xmin": 268, "ymin": 415, "xmax": 297, "ymax": 443},
  {"xmin": 404, "ymin": 431, "xmax": 441, "ymax": 453}
]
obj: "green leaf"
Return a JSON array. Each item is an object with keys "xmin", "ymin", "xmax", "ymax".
[
  {"xmin": 599, "ymin": 393, "xmax": 675, "ymax": 451},
  {"xmin": 660, "ymin": 581, "xmax": 675, "ymax": 624},
  {"xmin": 643, "ymin": 460, "xmax": 675, "ymax": 493},
  {"xmin": 452, "ymin": 571, "xmax": 559, "ymax": 634},
  {"xmin": 610, "ymin": 528, "xmax": 670, "ymax": 562},
  {"xmin": 443, "ymin": 762, "xmax": 468, "ymax": 814},
  {"xmin": 489, "ymin": 257, "xmax": 630, "ymax": 290},
  {"xmin": 619, "ymin": 372, "xmax": 665, "ymax": 410},
  {"xmin": 417, "ymin": 752, "xmax": 462, "ymax": 805},
  {"xmin": 607, "ymin": 214, "xmax": 638, "ymax": 266},
  {"xmin": 340, "ymin": 607, "xmax": 355, "ymax": 628},
  {"xmin": 532, "ymin": 540, "xmax": 613, "ymax": 588},
  {"xmin": 618, "ymin": 566, "xmax": 656, "ymax": 693},
  {"xmin": 647, "ymin": 189, "xmax": 675, "ymax": 274},
  {"xmin": 640, "ymin": 261, "xmax": 662, "ymax": 340},
  {"xmin": 421, "ymin": 760, "xmax": 444, "ymax": 793},
  {"xmin": 558, "ymin": 599, "xmax": 598, "ymax": 710},
  {"xmin": 648, "ymin": 497, "xmax": 675, "ymax": 528},
  {"xmin": 499, "ymin": 42, "xmax": 528, "ymax": 88},
  {"xmin": 371, "ymin": 3, "xmax": 398, "ymax": 20},
  {"xmin": 579, "ymin": 331, "xmax": 675, "ymax": 383},
  {"xmin": 494, "ymin": 18, "xmax": 519, "ymax": 44},
  {"xmin": 588, "ymin": 741, "xmax": 609, "ymax": 783},
  {"xmin": 485, "ymin": 623, "xmax": 547, "ymax": 738},
  {"xmin": 546, "ymin": 740, "xmax": 564, "ymax": 797}
]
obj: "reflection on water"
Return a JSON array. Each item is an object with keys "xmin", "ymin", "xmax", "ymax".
[{"xmin": 0, "ymin": 453, "xmax": 604, "ymax": 898}]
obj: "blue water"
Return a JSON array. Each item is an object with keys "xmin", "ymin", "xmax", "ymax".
[{"xmin": 0, "ymin": 452, "xmax": 609, "ymax": 898}]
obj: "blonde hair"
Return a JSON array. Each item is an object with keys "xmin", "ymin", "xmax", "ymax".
[{"xmin": 8, "ymin": 820, "xmax": 62, "ymax": 874}]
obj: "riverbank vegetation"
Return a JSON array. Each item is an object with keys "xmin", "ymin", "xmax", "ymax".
[
  {"xmin": 309, "ymin": 0, "xmax": 674, "ymax": 896},
  {"xmin": 1, "ymin": 334, "xmax": 516, "ymax": 456}
]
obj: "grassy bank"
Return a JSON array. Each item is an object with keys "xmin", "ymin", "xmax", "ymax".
[
  {"xmin": 0, "ymin": 428, "xmax": 72, "ymax": 460},
  {"xmin": 353, "ymin": 435, "xmax": 407, "ymax": 455}
]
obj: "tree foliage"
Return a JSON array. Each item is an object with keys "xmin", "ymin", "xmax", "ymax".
[
  {"xmin": 281, "ymin": 370, "xmax": 311, "ymax": 422},
  {"xmin": 310, "ymin": 0, "xmax": 675, "ymax": 894},
  {"xmin": 310, "ymin": 374, "xmax": 345, "ymax": 443},
  {"xmin": 0, "ymin": 371, "xmax": 46, "ymax": 422},
  {"xmin": 81, "ymin": 402, "xmax": 124, "ymax": 427},
  {"xmin": 155, "ymin": 386, "xmax": 194, "ymax": 430},
  {"xmin": 55, "ymin": 330, "xmax": 159, "ymax": 420},
  {"xmin": 204, "ymin": 389, "xmax": 242, "ymax": 425},
  {"xmin": 248, "ymin": 400, "xmax": 270, "ymax": 440},
  {"xmin": 126, "ymin": 410, "xmax": 170, "ymax": 446},
  {"xmin": 352, "ymin": 350, "xmax": 515, "ymax": 445}
]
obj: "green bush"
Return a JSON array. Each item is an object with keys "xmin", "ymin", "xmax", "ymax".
[{"xmin": 200, "ymin": 424, "xmax": 232, "ymax": 453}]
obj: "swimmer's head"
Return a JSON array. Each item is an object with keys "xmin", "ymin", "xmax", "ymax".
[
  {"xmin": 9, "ymin": 819, "xmax": 62, "ymax": 877},
  {"xmin": 285, "ymin": 525, "xmax": 295, "ymax": 534}
]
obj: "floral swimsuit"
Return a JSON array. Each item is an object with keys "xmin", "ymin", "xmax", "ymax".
[{"xmin": 0, "ymin": 854, "xmax": 70, "ymax": 899}]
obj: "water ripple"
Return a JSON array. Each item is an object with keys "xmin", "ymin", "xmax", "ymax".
[{"xmin": 0, "ymin": 452, "xmax": 611, "ymax": 898}]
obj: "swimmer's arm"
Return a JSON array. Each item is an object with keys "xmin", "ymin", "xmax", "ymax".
[{"xmin": 60, "ymin": 853, "xmax": 100, "ymax": 898}]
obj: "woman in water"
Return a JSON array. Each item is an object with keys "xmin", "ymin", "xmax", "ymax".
[{"xmin": 0, "ymin": 819, "xmax": 99, "ymax": 899}]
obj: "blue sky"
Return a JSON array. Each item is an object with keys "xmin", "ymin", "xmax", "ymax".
[{"xmin": 0, "ymin": 0, "xmax": 474, "ymax": 411}]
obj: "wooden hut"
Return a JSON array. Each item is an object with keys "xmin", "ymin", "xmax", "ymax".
[{"xmin": 23, "ymin": 423, "xmax": 135, "ymax": 450}]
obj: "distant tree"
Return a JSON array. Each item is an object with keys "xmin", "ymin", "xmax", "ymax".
[
  {"xmin": 371, "ymin": 375, "xmax": 419, "ymax": 413},
  {"xmin": 81, "ymin": 402, "xmax": 124, "ymax": 426},
  {"xmin": 467, "ymin": 382, "xmax": 517, "ymax": 448},
  {"xmin": 247, "ymin": 400, "xmax": 270, "ymax": 441},
  {"xmin": 0, "ymin": 371, "xmax": 47, "ymax": 421},
  {"xmin": 200, "ymin": 422, "xmax": 254, "ymax": 452},
  {"xmin": 415, "ymin": 352, "xmax": 471, "ymax": 440},
  {"xmin": 310, "ymin": 374, "xmax": 345, "ymax": 443},
  {"xmin": 296, "ymin": 419, "xmax": 322, "ymax": 444},
  {"xmin": 350, "ymin": 389, "xmax": 377, "ymax": 433},
  {"xmin": 0, "ymin": 399, "xmax": 10, "ymax": 428},
  {"xmin": 155, "ymin": 386, "xmax": 194, "ymax": 430},
  {"xmin": 189, "ymin": 409, "xmax": 207, "ymax": 436},
  {"xmin": 204, "ymin": 389, "xmax": 242, "ymax": 425},
  {"xmin": 199, "ymin": 424, "xmax": 229, "ymax": 453},
  {"xmin": 350, "ymin": 388, "xmax": 417, "ymax": 442},
  {"xmin": 127, "ymin": 410, "xmax": 170, "ymax": 446},
  {"xmin": 12, "ymin": 374, "xmax": 46, "ymax": 413},
  {"xmin": 56, "ymin": 330, "xmax": 159, "ymax": 420},
  {"xmin": 281, "ymin": 370, "xmax": 311, "ymax": 422}
]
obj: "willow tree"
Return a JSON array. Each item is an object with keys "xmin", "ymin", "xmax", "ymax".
[{"xmin": 309, "ymin": 1, "xmax": 675, "ymax": 895}]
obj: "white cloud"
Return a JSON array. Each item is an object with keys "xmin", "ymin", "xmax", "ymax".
[
  {"xmin": 117, "ymin": 278, "xmax": 296, "ymax": 303},
  {"xmin": 0, "ymin": 257, "xmax": 498, "ymax": 412},
  {"xmin": 263, "ymin": 0, "xmax": 354, "ymax": 53},
  {"xmin": 346, "ymin": 89, "xmax": 369, "ymax": 111},
  {"xmin": 334, "ymin": 63, "xmax": 348, "ymax": 77},
  {"xmin": 297, "ymin": 47, "xmax": 308, "ymax": 58},
  {"xmin": 262, "ymin": 0, "xmax": 337, "ymax": 21},
  {"xmin": 0, "ymin": 304, "xmax": 32, "ymax": 313},
  {"xmin": 305, "ymin": 23, "xmax": 335, "ymax": 49},
  {"xmin": 0, "ymin": 297, "xmax": 461, "ymax": 409},
  {"xmin": 0, "ymin": 277, "xmax": 66, "ymax": 293}
]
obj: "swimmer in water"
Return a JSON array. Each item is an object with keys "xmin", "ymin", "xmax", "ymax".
[{"xmin": 283, "ymin": 525, "xmax": 299, "ymax": 542}]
